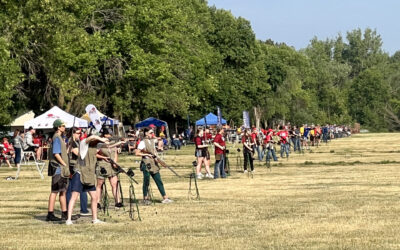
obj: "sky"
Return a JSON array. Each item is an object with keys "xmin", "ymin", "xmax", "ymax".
[{"xmin": 207, "ymin": 0, "xmax": 400, "ymax": 55}]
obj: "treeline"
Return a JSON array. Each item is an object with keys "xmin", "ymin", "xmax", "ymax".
[{"xmin": 1, "ymin": 0, "xmax": 399, "ymax": 131}]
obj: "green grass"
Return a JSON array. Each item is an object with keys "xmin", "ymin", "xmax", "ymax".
[{"xmin": 1, "ymin": 133, "xmax": 400, "ymax": 249}]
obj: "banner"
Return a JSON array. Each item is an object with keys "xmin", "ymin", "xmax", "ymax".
[
  {"xmin": 85, "ymin": 104, "xmax": 102, "ymax": 132},
  {"xmin": 217, "ymin": 106, "xmax": 222, "ymax": 127},
  {"xmin": 243, "ymin": 111, "xmax": 250, "ymax": 129}
]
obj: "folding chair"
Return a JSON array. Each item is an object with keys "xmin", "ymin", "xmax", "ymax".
[{"xmin": 16, "ymin": 148, "xmax": 45, "ymax": 179}]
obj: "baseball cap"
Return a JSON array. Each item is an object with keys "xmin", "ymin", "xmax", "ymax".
[{"xmin": 53, "ymin": 119, "xmax": 66, "ymax": 128}]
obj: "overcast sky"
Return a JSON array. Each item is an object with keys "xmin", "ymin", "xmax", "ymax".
[{"xmin": 207, "ymin": 0, "xmax": 400, "ymax": 55}]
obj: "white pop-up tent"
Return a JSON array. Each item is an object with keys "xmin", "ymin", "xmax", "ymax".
[
  {"xmin": 24, "ymin": 106, "xmax": 88, "ymax": 129},
  {"xmin": 10, "ymin": 111, "xmax": 35, "ymax": 131}
]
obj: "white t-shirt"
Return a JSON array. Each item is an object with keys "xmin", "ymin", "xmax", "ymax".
[
  {"xmin": 137, "ymin": 141, "xmax": 145, "ymax": 150},
  {"xmin": 137, "ymin": 139, "xmax": 157, "ymax": 151}
]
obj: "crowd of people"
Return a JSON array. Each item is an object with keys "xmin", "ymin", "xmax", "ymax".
[
  {"xmin": 190, "ymin": 123, "xmax": 352, "ymax": 179},
  {"xmin": 41, "ymin": 119, "xmax": 174, "ymax": 225},
  {"xmin": 0, "ymin": 127, "xmax": 48, "ymax": 169},
  {"xmin": 1, "ymin": 119, "xmax": 351, "ymax": 225}
]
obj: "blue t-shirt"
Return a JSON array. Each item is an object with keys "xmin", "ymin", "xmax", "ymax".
[
  {"xmin": 304, "ymin": 128, "xmax": 311, "ymax": 137},
  {"xmin": 52, "ymin": 137, "xmax": 62, "ymax": 155},
  {"xmin": 52, "ymin": 137, "xmax": 62, "ymax": 175}
]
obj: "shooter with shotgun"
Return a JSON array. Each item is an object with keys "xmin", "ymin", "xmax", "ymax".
[
  {"xmin": 136, "ymin": 128, "xmax": 173, "ymax": 205},
  {"xmin": 65, "ymin": 131, "xmax": 109, "ymax": 225},
  {"xmin": 95, "ymin": 128, "xmax": 126, "ymax": 209}
]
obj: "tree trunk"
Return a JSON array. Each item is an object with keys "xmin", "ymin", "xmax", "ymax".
[
  {"xmin": 58, "ymin": 89, "xmax": 64, "ymax": 108},
  {"xmin": 254, "ymin": 106, "xmax": 261, "ymax": 130}
]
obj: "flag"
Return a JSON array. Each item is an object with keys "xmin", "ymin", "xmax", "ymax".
[
  {"xmin": 85, "ymin": 104, "xmax": 102, "ymax": 132},
  {"xmin": 243, "ymin": 111, "xmax": 250, "ymax": 129},
  {"xmin": 217, "ymin": 106, "xmax": 222, "ymax": 127}
]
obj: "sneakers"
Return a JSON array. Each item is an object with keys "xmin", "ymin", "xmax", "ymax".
[
  {"xmin": 205, "ymin": 173, "xmax": 214, "ymax": 179},
  {"xmin": 143, "ymin": 199, "xmax": 152, "ymax": 206},
  {"xmin": 92, "ymin": 219, "xmax": 105, "ymax": 224},
  {"xmin": 251, "ymin": 170, "xmax": 255, "ymax": 173},
  {"xmin": 161, "ymin": 198, "xmax": 173, "ymax": 204},
  {"xmin": 80, "ymin": 211, "xmax": 91, "ymax": 216},
  {"xmin": 65, "ymin": 220, "xmax": 73, "ymax": 226},
  {"xmin": 244, "ymin": 170, "xmax": 248, "ymax": 173},
  {"xmin": 115, "ymin": 202, "xmax": 123, "ymax": 208},
  {"xmin": 61, "ymin": 212, "xmax": 79, "ymax": 221},
  {"xmin": 46, "ymin": 213, "xmax": 61, "ymax": 222},
  {"xmin": 196, "ymin": 174, "xmax": 203, "ymax": 180}
]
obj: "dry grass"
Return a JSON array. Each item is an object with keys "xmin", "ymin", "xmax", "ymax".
[{"xmin": 1, "ymin": 133, "xmax": 400, "ymax": 249}]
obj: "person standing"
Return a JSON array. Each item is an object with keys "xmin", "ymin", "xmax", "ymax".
[
  {"xmin": 46, "ymin": 119, "xmax": 69, "ymax": 221},
  {"xmin": 194, "ymin": 129, "xmax": 212, "ymax": 179},
  {"xmin": 66, "ymin": 132, "xmax": 108, "ymax": 225},
  {"xmin": 96, "ymin": 128, "xmax": 125, "ymax": 209},
  {"xmin": 264, "ymin": 128, "xmax": 278, "ymax": 162},
  {"xmin": 66, "ymin": 128, "xmax": 89, "ymax": 216},
  {"xmin": 277, "ymin": 126, "xmax": 289, "ymax": 158},
  {"xmin": 13, "ymin": 129, "xmax": 24, "ymax": 170},
  {"xmin": 213, "ymin": 128, "xmax": 226, "ymax": 179},
  {"xmin": 242, "ymin": 130, "xmax": 254, "ymax": 173},
  {"xmin": 136, "ymin": 128, "xmax": 173, "ymax": 204}
]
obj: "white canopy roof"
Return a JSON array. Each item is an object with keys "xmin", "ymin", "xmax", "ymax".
[
  {"xmin": 24, "ymin": 106, "xmax": 88, "ymax": 129},
  {"xmin": 10, "ymin": 111, "xmax": 35, "ymax": 127}
]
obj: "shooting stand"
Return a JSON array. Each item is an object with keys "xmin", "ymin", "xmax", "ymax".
[
  {"xmin": 101, "ymin": 182, "xmax": 109, "ymax": 216},
  {"xmin": 128, "ymin": 177, "xmax": 141, "ymax": 221},
  {"xmin": 187, "ymin": 167, "xmax": 200, "ymax": 201}
]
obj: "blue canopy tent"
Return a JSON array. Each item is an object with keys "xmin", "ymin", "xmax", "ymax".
[
  {"xmin": 135, "ymin": 117, "xmax": 170, "ymax": 143},
  {"xmin": 135, "ymin": 117, "xmax": 168, "ymax": 128},
  {"xmin": 195, "ymin": 113, "xmax": 227, "ymax": 126}
]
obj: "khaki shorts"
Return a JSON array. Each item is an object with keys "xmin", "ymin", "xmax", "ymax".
[{"xmin": 96, "ymin": 162, "xmax": 117, "ymax": 179}]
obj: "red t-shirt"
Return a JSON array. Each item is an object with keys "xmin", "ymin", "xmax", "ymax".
[
  {"xmin": 80, "ymin": 133, "xmax": 88, "ymax": 141},
  {"xmin": 2, "ymin": 142, "xmax": 11, "ymax": 154},
  {"xmin": 213, "ymin": 134, "xmax": 225, "ymax": 155},
  {"xmin": 194, "ymin": 136, "xmax": 202, "ymax": 148},
  {"xmin": 277, "ymin": 131, "xmax": 288, "ymax": 143},
  {"xmin": 33, "ymin": 137, "xmax": 41, "ymax": 146},
  {"xmin": 263, "ymin": 131, "xmax": 272, "ymax": 143},
  {"xmin": 251, "ymin": 132, "xmax": 257, "ymax": 143}
]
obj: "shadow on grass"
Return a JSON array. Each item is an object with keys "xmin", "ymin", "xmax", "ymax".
[{"xmin": 301, "ymin": 160, "xmax": 400, "ymax": 166}]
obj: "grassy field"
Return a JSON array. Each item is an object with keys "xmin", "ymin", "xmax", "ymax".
[{"xmin": 1, "ymin": 133, "xmax": 400, "ymax": 249}]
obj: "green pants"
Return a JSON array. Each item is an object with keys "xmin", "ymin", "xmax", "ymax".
[{"xmin": 142, "ymin": 169, "xmax": 166, "ymax": 198}]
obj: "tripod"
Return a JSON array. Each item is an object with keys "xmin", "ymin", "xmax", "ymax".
[
  {"xmin": 188, "ymin": 163, "xmax": 200, "ymax": 200},
  {"xmin": 236, "ymin": 149, "xmax": 243, "ymax": 172},
  {"xmin": 128, "ymin": 176, "xmax": 141, "ymax": 221},
  {"xmin": 101, "ymin": 182, "xmax": 109, "ymax": 216}
]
